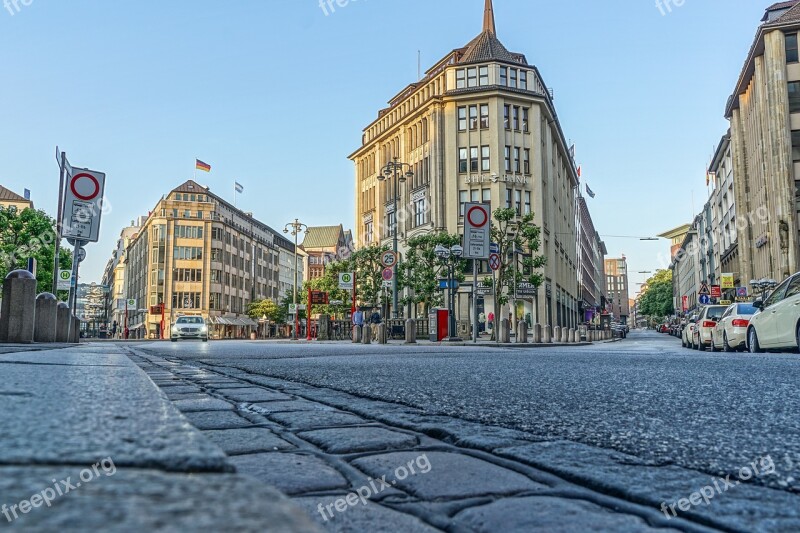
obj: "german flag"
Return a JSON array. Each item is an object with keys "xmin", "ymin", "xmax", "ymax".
[{"xmin": 196, "ymin": 159, "xmax": 211, "ymax": 173}]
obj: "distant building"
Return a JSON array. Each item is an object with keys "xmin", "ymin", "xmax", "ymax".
[
  {"xmin": 101, "ymin": 219, "xmax": 144, "ymax": 338},
  {"xmin": 709, "ymin": 132, "xmax": 739, "ymax": 295},
  {"xmin": 605, "ymin": 257, "xmax": 630, "ymax": 324},
  {"xmin": 577, "ymin": 197, "xmax": 607, "ymax": 324},
  {"xmin": 301, "ymin": 225, "xmax": 354, "ymax": 281},
  {"xmin": 0, "ymin": 185, "xmax": 33, "ymax": 211},
  {"xmin": 672, "ymin": 221, "xmax": 701, "ymax": 315},
  {"xmin": 658, "ymin": 224, "xmax": 692, "ymax": 260}
]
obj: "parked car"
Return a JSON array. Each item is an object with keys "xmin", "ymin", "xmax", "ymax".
[
  {"xmin": 747, "ymin": 273, "xmax": 800, "ymax": 353},
  {"xmin": 171, "ymin": 315, "xmax": 209, "ymax": 342},
  {"xmin": 693, "ymin": 305, "xmax": 728, "ymax": 351},
  {"xmin": 712, "ymin": 302, "xmax": 757, "ymax": 352},
  {"xmin": 681, "ymin": 314, "xmax": 698, "ymax": 348}
]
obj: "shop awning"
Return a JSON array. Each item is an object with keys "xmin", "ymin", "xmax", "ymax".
[{"xmin": 213, "ymin": 317, "xmax": 258, "ymax": 327}]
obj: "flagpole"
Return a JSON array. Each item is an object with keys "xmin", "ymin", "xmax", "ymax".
[
  {"xmin": 194, "ymin": 157, "xmax": 196, "ymax": 181},
  {"xmin": 234, "ymin": 181, "xmax": 237, "ymax": 208}
]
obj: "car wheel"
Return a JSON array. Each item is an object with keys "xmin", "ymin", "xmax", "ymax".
[
  {"xmin": 748, "ymin": 328, "xmax": 763, "ymax": 354},
  {"xmin": 171, "ymin": 338, "xmax": 177, "ymax": 343},
  {"xmin": 723, "ymin": 332, "xmax": 733, "ymax": 353},
  {"xmin": 202, "ymin": 337, "xmax": 208, "ymax": 343},
  {"xmin": 710, "ymin": 336, "xmax": 717, "ymax": 352},
  {"xmin": 693, "ymin": 335, "xmax": 699, "ymax": 350}
]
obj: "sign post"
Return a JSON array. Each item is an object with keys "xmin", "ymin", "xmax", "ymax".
[{"xmin": 464, "ymin": 203, "xmax": 491, "ymax": 343}]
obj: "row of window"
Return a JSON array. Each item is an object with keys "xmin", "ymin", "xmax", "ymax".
[
  {"xmin": 458, "ymin": 146, "xmax": 531, "ymax": 174},
  {"xmin": 458, "ymin": 104, "xmax": 530, "ymax": 132},
  {"xmin": 174, "ymin": 225, "xmax": 204, "ymax": 239},
  {"xmin": 174, "ymin": 193, "xmax": 210, "ymax": 203},
  {"xmin": 458, "ymin": 188, "xmax": 531, "ymax": 216},
  {"xmin": 174, "ymin": 268, "xmax": 202, "ymax": 282},
  {"xmin": 173, "ymin": 292, "xmax": 202, "ymax": 309},
  {"xmin": 455, "ymin": 66, "xmax": 529, "ymax": 90},
  {"xmin": 174, "ymin": 246, "xmax": 203, "ymax": 260},
  {"xmin": 504, "ymin": 105, "xmax": 529, "ymax": 132},
  {"xmin": 458, "ymin": 105, "xmax": 490, "ymax": 131}
]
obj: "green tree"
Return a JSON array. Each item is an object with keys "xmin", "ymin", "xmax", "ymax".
[
  {"xmin": 303, "ymin": 260, "xmax": 353, "ymax": 318},
  {"xmin": 0, "ymin": 207, "xmax": 71, "ymax": 295},
  {"xmin": 280, "ymin": 288, "xmax": 306, "ymax": 322},
  {"xmin": 638, "ymin": 270, "xmax": 674, "ymax": 318},
  {"xmin": 484, "ymin": 208, "xmax": 546, "ymax": 337},
  {"xmin": 248, "ymin": 299, "xmax": 284, "ymax": 323},
  {"xmin": 398, "ymin": 232, "xmax": 465, "ymax": 316},
  {"xmin": 347, "ymin": 244, "xmax": 391, "ymax": 308}
]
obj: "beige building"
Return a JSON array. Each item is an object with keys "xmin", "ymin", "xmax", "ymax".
[
  {"xmin": 101, "ymin": 218, "xmax": 144, "ymax": 338},
  {"xmin": 0, "ymin": 185, "xmax": 33, "ymax": 211},
  {"xmin": 726, "ymin": 0, "xmax": 800, "ymax": 284},
  {"xmin": 123, "ymin": 180, "xmax": 301, "ymax": 339},
  {"xmin": 350, "ymin": 0, "xmax": 581, "ymax": 327},
  {"xmin": 605, "ymin": 257, "xmax": 630, "ymax": 324}
]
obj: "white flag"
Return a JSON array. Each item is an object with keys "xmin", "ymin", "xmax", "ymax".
[{"xmin": 235, "ymin": 182, "xmax": 244, "ymax": 193}]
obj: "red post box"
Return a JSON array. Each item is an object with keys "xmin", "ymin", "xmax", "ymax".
[{"xmin": 429, "ymin": 309, "xmax": 450, "ymax": 342}]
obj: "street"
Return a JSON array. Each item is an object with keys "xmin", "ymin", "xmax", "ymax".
[{"xmin": 126, "ymin": 331, "xmax": 800, "ymax": 531}]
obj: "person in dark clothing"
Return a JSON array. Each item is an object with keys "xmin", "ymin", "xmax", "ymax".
[{"xmin": 370, "ymin": 311, "xmax": 382, "ymax": 324}]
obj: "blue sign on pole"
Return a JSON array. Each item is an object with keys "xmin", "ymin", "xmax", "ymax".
[
  {"xmin": 438, "ymin": 280, "xmax": 459, "ymax": 290},
  {"xmin": 699, "ymin": 295, "xmax": 711, "ymax": 305},
  {"xmin": 490, "ymin": 242, "xmax": 500, "ymax": 254}
]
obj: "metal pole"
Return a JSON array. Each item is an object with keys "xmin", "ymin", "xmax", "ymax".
[
  {"xmin": 67, "ymin": 241, "xmax": 82, "ymax": 341},
  {"xmin": 52, "ymin": 151, "xmax": 66, "ymax": 294},
  {"xmin": 473, "ymin": 259, "xmax": 478, "ymax": 343},
  {"xmin": 392, "ymin": 160, "xmax": 399, "ymax": 319},
  {"xmin": 293, "ymin": 225, "xmax": 298, "ymax": 341}
]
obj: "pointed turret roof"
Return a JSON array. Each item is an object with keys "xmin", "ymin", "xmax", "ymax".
[
  {"xmin": 483, "ymin": 0, "xmax": 496, "ymax": 35},
  {"xmin": 459, "ymin": 0, "xmax": 524, "ymax": 65}
]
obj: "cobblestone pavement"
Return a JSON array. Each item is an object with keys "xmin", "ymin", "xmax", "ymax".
[{"xmin": 122, "ymin": 331, "xmax": 800, "ymax": 532}]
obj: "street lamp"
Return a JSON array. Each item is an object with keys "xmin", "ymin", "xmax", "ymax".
[
  {"xmin": 750, "ymin": 278, "xmax": 778, "ymax": 300},
  {"xmin": 378, "ymin": 158, "xmax": 414, "ymax": 319},
  {"xmin": 435, "ymin": 244, "xmax": 463, "ymax": 341},
  {"xmin": 284, "ymin": 219, "xmax": 307, "ymax": 340}
]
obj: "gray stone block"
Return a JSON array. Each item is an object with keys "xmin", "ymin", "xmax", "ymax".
[
  {"xmin": 298, "ymin": 427, "xmax": 418, "ymax": 454},
  {"xmin": 533, "ymin": 324, "xmax": 542, "ymax": 343},
  {"xmin": 0, "ymin": 270, "xmax": 37, "ymax": 344},
  {"xmin": 230, "ymin": 452, "xmax": 349, "ymax": 495},
  {"xmin": 268, "ymin": 410, "xmax": 367, "ymax": 430},
  {"xmin": 352, "ymin": 324, "xmax": 362, "ymax": 343},
  {"xmin": 405, "ymin": 318, "xmax": 417, "ymax": 344},
  {"xmin": 542, "ymin": 325, "xmax": 551, "ymax": 343},
  {"xmin": 362, "ymin": 324, "xmax": 371, "ymax": 344},
  {"xmin": 552, "ymin": 326, "xmax": 560, "ymax": 343},
  {"xmin": 183, "ymin": 410, "xmax": 253, "ymax": 430},
  {"xmin": 34, "ymin": 293, "xmax": 57, "ymax": 343},
  {"xmin": 516, "ymin": 321, "xmax": 528, "ymax": 343},
  {"xmin": 202, "ymin": 428, "xmax": 294, "ymax": 455}
]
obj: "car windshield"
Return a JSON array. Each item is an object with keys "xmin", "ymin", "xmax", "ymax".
[
  {"xmin": 176, "ymin": 317, "xmax": 204, "ymax": 324},
  {"xmin": 703, "ymin": 306, "xmax": 727, "ymax": 320},
  {"xmin": 736, "ymin": 304, "xmax": 756, "ymax": 315}
]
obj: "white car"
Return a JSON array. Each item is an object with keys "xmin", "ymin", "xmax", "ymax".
[
  {"xmin": 693, "ymin": 305, "xmax": 728, "ymax": 351},
  {"xmin": 681, "ymin": 314, "xmax": 698, "ymax": 349},
  {"xmin": 171, "ymin": 316, "xmax": 209, "ymax": 342},
  {"xmin": 712, "ymin": 302, "xmax": 757, "ymax": 352},
  {"xmin": 748, "ymin": 274, "xmax": 800, "ymax": 353}
]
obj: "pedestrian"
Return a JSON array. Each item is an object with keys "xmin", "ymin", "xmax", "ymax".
[
  {"xmin": 370, "ymin": 310, "xmax": 382, "ymax": 324},
  {"xmin": 353, "ymin": 308, "xmax": 364, "ymax": 326},
  {"xmin": 487, "ymin": 311, "xmax": 495, "ymax": 332},
  {"xmin": 479, "ymin": 312, "xmax": 486, "ymax": 334}
]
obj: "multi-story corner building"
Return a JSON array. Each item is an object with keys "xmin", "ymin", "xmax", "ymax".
[
  {"xmin": 301, "ymin": 225, "xmax": 354, "ymax": 281},
  {"xmin": 101, "ymin": 219, "xmax": 144, "ymax": 338},
  {"xmin": 726, "ymin": 0, "xmax": 800, "ymax": 283},
  {"xmin": 659, "ymin": 224, "xmax": 692, "ymax": 261},
  {"xmin": 0, "ymin": 185, "xmax": 33, "ymax": 211},
  {"xmin": 123, "ymin": 180, "xmax": 301, "ymax": 339},
  {"xmin": 349, "ymin": 0, "xmax": 581, "ymax": 328},
  {"xmin": 709, "ymin": 132, "xmax": 739, "ymax": 295},
  {"xmin": 605, "ymin": 257, "xmax": 630, "ymax": 324},
  {"xmin": 577, "ymin": 197, "xmax": 607, "ymax": 324},
  {"xmin": 672, "ymin": 222, "xmax": 702, "ymax": 315}
]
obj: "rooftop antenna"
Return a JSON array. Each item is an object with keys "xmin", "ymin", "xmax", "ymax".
[{"xmin": 417, "ymin": 50, "xmax": 421, "ymax": 80}]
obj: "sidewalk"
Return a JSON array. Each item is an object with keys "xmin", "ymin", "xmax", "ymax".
[{"xmin": 0, "ymin": 343, "xmax": 318, "ymax": 531}]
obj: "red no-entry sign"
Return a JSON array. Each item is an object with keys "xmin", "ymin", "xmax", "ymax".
[
  {"xmin": 464, "ymin": 202, "xmax": 491, "ymax": 259},
  {"xmin": 70, "ymin": 173, "xmax": 101, "ymax": 201},
  {"xmin": 61, "ymin": 167, "xmax": 106, "ymax": 243}
]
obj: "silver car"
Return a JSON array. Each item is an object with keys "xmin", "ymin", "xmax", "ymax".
[
  {"xmin": 171, "ymin": 316, "xmax": 209, "ymax": 342},
  {"xmin": 712, "ymin": 303, "xmax": 757, "ymax": 352}
]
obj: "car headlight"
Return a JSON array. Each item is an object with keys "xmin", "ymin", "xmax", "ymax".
[
  {"xmin": 200, "ymin": 325, "xmax": 208, "ymax": 333},
  {"xmin": 172, "ymin": 326, "xmax": 179, "ymax": 332}
]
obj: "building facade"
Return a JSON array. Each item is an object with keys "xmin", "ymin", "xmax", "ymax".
[
  {"xmin": 101, "ymin": 219, "xmax": 143, "ymax": 338},
  {"xmin": 672, "ymin": 224, "xmax": 701, "ymax": 316},
  {"xmin": 577, "ymin": 197, "xmax": 607, "ymax": 324},
  {"xmin": 604, "ymin": 257, "xmax": 630, "ymax": 324},
  {"xmin": 123, "ymin": 180, "xmax": 301, "ymax": 339},
  {"xmin": 726, "ymin": 1, "xmax": 800, "ymax": 284},
  {"xmin": 350, "ymin": 0, "xmax": 581, "ymax": 328},
  {"xmin": 709, "ymin": 132, "xmax": 740, "ymax": 296},
  {"xmin": 301, "ymin": 225, "xmax": 353, "ymax": 281},
  {"xmin": 0, "ymin": 185, "xmax": 33, "ymax": 211}
]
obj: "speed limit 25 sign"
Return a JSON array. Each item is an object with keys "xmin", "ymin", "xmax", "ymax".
[{"xmin": 381, "ymin": 251, "xmax": 398, "ymax": 268}]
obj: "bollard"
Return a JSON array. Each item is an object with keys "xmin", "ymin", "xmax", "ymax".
[
  {"xmin": 352, "ymin": 324, "xmax": 362, "ymax": 343},
  {"xmin": 516, "ymin": 320, "xmax": 528, "ymax": 344},
  {"xmin": 376, "ymin": 323, "xmax": 387, "ymax": 345},
  {"xmin": 533, "ymin": 324, "xmax": 542, "ymax": 344},
  {"xmin": 0, "ymin": 270, "xmax": 37, "ymax": 344},
  {"xmin": 72, "ymin": 317, "xmax": 81, "ymax": 344},
  {"xmin": 362, "ymin": 324, "xmax": 371, "ymax": 345},
  {"xmin": 405, "ymin": 318, "xmax": 417, "ymax": 344},
  {"xmin": 34, "ymin": 293, "xmax": 58, "ymax": 343},
  {"xmin": 553, "ymin": 326, "xmax": 561, "ymax": 343},
  {"xmin": 499, "ymin": 319, "xmax": 511, "ymax": 343},
  {"xmin": 568, "ymin": 328, "xmax": 575, "ymax": 343},
  {"xmin": 56, "ymin": 302, "xmax": 71, "ymax": 343},
  {"xmin": 542, "ymin": 325, "xmax": 552, "ymax": 343},
  {"xmin": 561, "ymin": 327, "xmax": 569, "ymax": 343},
  {"xmin": 586, "ymin": 330, "xmax": 593, "ymax": 342}
]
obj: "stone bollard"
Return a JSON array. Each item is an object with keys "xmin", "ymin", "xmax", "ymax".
[
  {"xmin": 72, "ymin": 317, "xmax": 81, "ymax": 344},
  {"xmin": 499, "ymin": 319, "xmax": 511, "ymax": 343},
  {"xmin": 362, "ymin": 324, "xmax": 371, "ymax": 345},
  {"xmin": 0, "ymin": 270, "xmax": 37, "ymax": 344},
  {"xmin": 376, "ymin": 323, "xmax": 387, "ymax": 345},
  {"xmin": 317, "ymin": 315, "xmax": 331, "ymax": 341},
  {"xmin": 352, "ymin": 324, "xmax": 362, "ymax": 343},
  {"xmin": 34, "ymin": 293, "xmax": 58, "ymax": 343},
  {"xmin": 553, "ymin": 326, "xmax": 561, "ymax": 343},
  {"xmin": 56, "ymin": 302, "xmax": 71, "ymax": 343},
  {"xmin": 533, "ymin": 324, "xmax": 542, "ymax": 344},
  {"xmin": 559, "ymin": 327, "xmax": 567, "ymax": 343},
  {"xmin": 542, "ymin": 325, "xmax": 552, "ymax": 343},
  {"xmin": 516, "ymin": 320, "xmax": 528, "ymax": 344},
  {"xmin": 586, "ymin": 330, "xmax": 593, "ymax": 342},
  {"xmin": 405, "ymin": 318, "xmax": 417, "ymax": 344},
  {"xmin": 568, "ymin": 328, "xmax": 575, "ymax": 343}
]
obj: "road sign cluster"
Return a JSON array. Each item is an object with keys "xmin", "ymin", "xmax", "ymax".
[{"xmin": 464, "ymin": 203, "xmax": 491, "ymax": 259}]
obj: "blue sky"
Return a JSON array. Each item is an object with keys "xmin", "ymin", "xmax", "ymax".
[{"xmin": 0, "ymin": 0, "xmax": 765, "ymax": 293}]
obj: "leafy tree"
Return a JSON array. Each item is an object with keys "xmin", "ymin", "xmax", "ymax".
[
  {"xmin": 484, "ymin": 208, "xmax": 546, "ymax": 337},
  {"xmin": 348, "ymin": 244, "xmax": 391, "ymax": 308},
  {"xmin": 303, "ymin": 260, "xmax": 353, "ymax": 318},
  {"xmin": 280, "ymin": 288, "xmax": 306, "ymax": 322},
  {"xmin": 248, "ymin": 299, "xmax": 284, "ymax": 323},
  {"xmin": 0, "ymin": 207, "xmax": 71, "ymax": 295},
  {"xmin": 638, "ymin": 269, "xmax": 674, "ymax": 318},
  {"xmin": 398, "ymin": 232, "xmax": 465, "ymax": 316}
]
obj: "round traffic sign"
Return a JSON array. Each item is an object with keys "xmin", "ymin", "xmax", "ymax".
[
  {"xmin": 59, "ymin": 270, "xmax": 71, "ymax": 281},
  {"xmin": 76, "ymin": 247, "xmax": 87, "ymax": 263},
  {"xmin": 466, "ymin": 205, "xmax": 489, "ymax": 228},
  {"xmin": 381, "ymin": 251, "xmax": 398, "ymax": 268},
  {"xmin": 70, "ymin": 173, "xmax": 101, "ymax": 201},
  {"xmin": 340, "ymin": 273, "xmax": 352, "ymax": 283},
  {"xmin": 489, "ymin": 253, "xmax": 501, "ymax": 271},
  {"xmin": 382, "ymin": 267, "xmax": 394, "ymax": 281}
]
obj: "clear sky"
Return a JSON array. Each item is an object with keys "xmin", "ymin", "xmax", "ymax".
[{"xmin": 0, "ymin": 0, "xmax": 765, "ymax": 295}]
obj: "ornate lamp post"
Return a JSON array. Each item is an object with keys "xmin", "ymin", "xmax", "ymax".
[
  {"xmin": 435, "ymin": 244, "xmax": 464, "ymax": 341},
  {"xmin": 378, "ymin": 158, "xmax": 414, "ymax": 319},
  {"xmin": 284, "ymin": 219, "xmax": 307, "ymax": 340}
]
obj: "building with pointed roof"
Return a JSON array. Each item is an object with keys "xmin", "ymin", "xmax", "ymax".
[
  {"xmin": 300, "ymin": 224, "xmax": 353, "ymax": 281},
  {"xmin": 350, "ymin": 0, "xmax": 583, "ymax": 328},
  {"xmin": 0, "ymin": 185, "xmax": 33, "ymax": 211}
]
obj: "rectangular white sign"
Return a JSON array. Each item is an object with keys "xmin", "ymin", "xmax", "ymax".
[
  {"xmin": 61, "ymin": 167, "xmax": 106, "ymax": 243},
  {"xmin": 338, "ymin": 273, "xmax": 354, "ymax": 290},
  {"xmin": 464, "ymin": 203, "xmax": 491, "ymax": 259},
  {"xmin": 57, "ymin": 269, "xmax": 72, "ymax": 291}
]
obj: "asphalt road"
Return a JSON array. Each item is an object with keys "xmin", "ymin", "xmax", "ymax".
[{"xmin": 134, "ymin": 330, "xmax": 800, "ymax": 493}]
